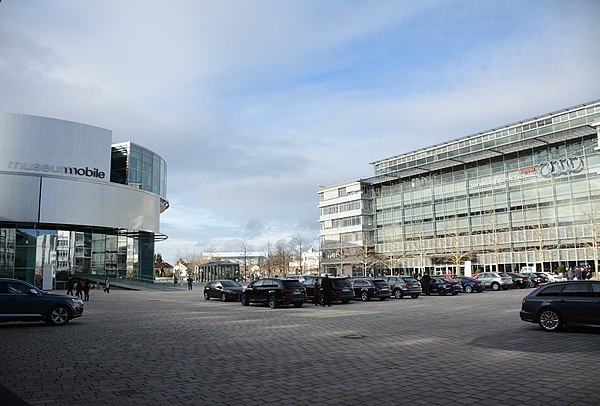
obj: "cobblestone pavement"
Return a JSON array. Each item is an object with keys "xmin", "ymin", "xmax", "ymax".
[{"xmin": 1, "ymin": 285, "xmax": 599, "ymax": 406}]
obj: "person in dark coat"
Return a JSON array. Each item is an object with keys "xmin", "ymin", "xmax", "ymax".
[
  {"xmin": 75, "ymin": 279, "xmax": 84, "ymax": 299},
  {"xmin": 321, "ymin": 275, "xmax": 333, "ymax": 307},
  {"xmin": 66, "ymin": 274, "xmax": 75, "ymax": 296},
  {"xmin": 313, "ymin": 278, "xmax": 322, "ymax": 306},
  {"xmin": 421, "ymin": 272, "xmax": 431, "ymax": 296},
  {"xmin": 83, "ymin": 279, "xmax": 91, "ymax": 301}
]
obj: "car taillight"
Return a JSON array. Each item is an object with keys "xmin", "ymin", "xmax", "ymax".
[
  {"xmin": 403, "ymin": 283, "xmax": 409, "ymax": 287},
  {"xmin": 281, "ymin": 288, "xmax": 291, "ymax": 296},
  {"xmin": 522, "ymin": 298, "xmax": 527, "ymax": 305},
  {"xmin": 373, "ymin": 286, "xmax": 380, "ymax": 291},
  {"xmin": 501, "ymin": 278, "xmax": 508, "ymax": 281}
]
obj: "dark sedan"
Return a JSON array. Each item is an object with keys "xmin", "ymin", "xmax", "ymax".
[
  {"xmin": 505, "ymin": 272, "xmax": 530, "ymax": 289},
  {"xmin": 203, "ymin": 280, "xmax": 244, "ymax": 301},
  {"xmin": 520, "ymin": 281, "xmax": 600, "ymax": 332},
  {"xmin": 0, "ymin": 278, "xmax": 84, "ymax": 326},
  {"xmin": 453, "ymin": 276, "xmax": 485, "ymax": 293},
  {"xmin": 427, "ymin": 277, "xmax": 462, "ymax": 296},
  {"xmin": 348, "ymin": 278, "xmax": 391, "ymax": 301}
]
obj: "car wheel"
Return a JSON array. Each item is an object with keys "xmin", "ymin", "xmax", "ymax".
[
  {"xmin": 464, "ymin": 285, "xmax": 473, "ymax": 293},
  {"xmin": 203, "ymin": 291, "xmax": 210, "ymax": 300},
  {"xmin": 221, "ymin": 293, "xmax": 227, "ymax": 302},
  {"xmin": 411, "ymin": 294, "xmax": 420, "ymax": 299},
  {"xmin": 361, "ymin": 291, "xmax": 370, "ymax": 301},
  {"xmin": 394, "ymin": 289, "xmax": 403, "ymax": 299},
  {"xmin": 491, "ymin": 282, "xmax": 500, "ymax": 291},
  {"xmin": 437, "ymin": 288, "xmax": 446, "ymax": 296},
  {"xmin": 528, "ymin": 281, "xmax": 537, "ymax": 288},
  {"xmin": 341, "ymin": 299, "xmax": 350, "ymax": 304},
  {"xmin": 268, "ymin": 294, "xmax": 278, "ymax": 308},
  {"xmin": 47, "ymin": 305, "xmax": 70, "ymax": 326},
  {"xmin": 538, "ymin": 308, "xmax": 562, "ymax": 332},
  {"xmin": 293, "ymin": 302, "xmax": 303, "ymax": 308},
  {"xmin": 240, "ymin": 293, "xmax": 249, "ymax": 306}
]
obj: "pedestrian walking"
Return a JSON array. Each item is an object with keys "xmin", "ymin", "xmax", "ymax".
[
  {"xmin": 83, "ymin": 279, "xmax": 91, "ymax": 301},
  {"xmin": 75, "ymin": 279, "xmax": 84, "ymax": 299},
  {"xmin": 321, "ymin": 275, "xmax": 333, "ymax": 307},
  {"xmin": 567, "ymin": 268, "xmax": 574, "ymax": 281},
  {"xmin": 187, "ymin": 276, "xmax": 193, "ymax": 291},
  {"xmin": 313, "ymin": 278, "xmax": 322, "ymax": 306},
  {"xmin": 104, "ymin": 277, "xmax": 110, "ymax": 293},
  {"xmin": 421, "ymin": 272, "xmax": 431, "ymax": 296},
  {"xmin": 66, "ymin": 274, "xmax": 75, "ymax": 296},
  {"xmin": 575, "ymin": 266, "xmax": 582, "ymax": 280}
]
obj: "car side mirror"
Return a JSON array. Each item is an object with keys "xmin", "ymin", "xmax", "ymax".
[{"xmin": 28, "ymin": 289, "xmax": 39, "ymax": 295}]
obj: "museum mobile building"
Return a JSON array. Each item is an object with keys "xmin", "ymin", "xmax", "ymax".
[
  {"xmin": 0, "ymin": 113, "xmax": 168, "ymax": 288},
  {"xmin": 318, "ymin": 100, "xmax": 600, "ymax": 277}
]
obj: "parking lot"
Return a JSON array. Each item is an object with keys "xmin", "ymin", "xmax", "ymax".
[{"xmin": 1, "ymin": 286, "xmax": 599, "ymax": 406}]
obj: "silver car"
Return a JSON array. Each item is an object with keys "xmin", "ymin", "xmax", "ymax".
[{"xmin": 473, "ymin": 272, "xmax": 512, "ymax": 291}]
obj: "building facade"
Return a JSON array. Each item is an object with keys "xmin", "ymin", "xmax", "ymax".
[
  {"xmin": 319, "ymin": 100, "xmax": 600, "ymax": 277},
  {"xmin": 0, "ymin": 113, "xmax": 168, "ymax": 287}
]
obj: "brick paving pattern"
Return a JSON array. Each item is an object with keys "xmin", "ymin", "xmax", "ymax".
[{"xmin": 1, "ymin": 286, "xmax": 599, "ymax": 405}]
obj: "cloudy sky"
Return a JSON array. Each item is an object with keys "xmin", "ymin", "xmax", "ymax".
[{"xmin": 1, "ymin": 0, "xmax": 599, "ymax": 262}]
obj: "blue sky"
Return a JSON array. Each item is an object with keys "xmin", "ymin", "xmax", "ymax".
[{"xmin": 1, "ymin": 0, "xmax": 599, "ymax": 262}]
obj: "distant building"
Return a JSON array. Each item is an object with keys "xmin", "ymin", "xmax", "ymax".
[{"xmin": 319, "ymin": 100, "xmax": 600, "ymax": 277}]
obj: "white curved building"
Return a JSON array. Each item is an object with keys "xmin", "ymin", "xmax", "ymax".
[{"xmin": 0, "ymin": 113, "xmax": 168, "ymax": 287}]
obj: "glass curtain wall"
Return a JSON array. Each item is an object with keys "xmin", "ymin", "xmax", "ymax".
[{"xmin": 374, "ymin": 134, "xmax": 600, "ymax": 274}]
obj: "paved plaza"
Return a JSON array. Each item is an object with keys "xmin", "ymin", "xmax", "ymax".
[{"xmin": 1, "ymin": 285, "xmax": 599, "ymax": 406}]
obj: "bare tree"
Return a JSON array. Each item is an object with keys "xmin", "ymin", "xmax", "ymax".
[
  {"xmin": 350, "ymin": 232, "xmax": 381, "ymax": 276},
  {"xmin": 442, "ymin": 217, "xmax": 474, "ymax": 275},
  {"xmin": 580, "ymin": 203, "xmax": 600, "ymax": 280},
  {"xmin": 174, "ymin": 248, "xmax": 204, "ymax": 281},
  {"xmin": 239, "ymin": 239, "xmax": 250, "ymax": 282},
  {"xmin": 262, "ymin": 241, "xmax": 273, "ymax": 277},
  {"xmin": 289, "ymin": 233, "xmax": 310, "ymax": 274}
]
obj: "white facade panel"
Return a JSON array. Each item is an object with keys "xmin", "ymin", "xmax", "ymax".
[
  {"xmin": 40, "ymin": 178, "xmax": 160, "ymax": 233},
  {"xmin": 0, "ymin": 113, "xmax": 111, "ymax": 182},
  {"xmin": 0, "ymin": 174, "xmax": 41, "ymax": 222}
]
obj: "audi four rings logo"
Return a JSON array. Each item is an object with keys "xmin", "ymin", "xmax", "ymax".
[{"xmin": 538, "ymin": 156, "xmax": 584, "ymax": 177}]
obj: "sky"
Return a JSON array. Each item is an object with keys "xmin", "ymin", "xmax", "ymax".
[{"xmin": 1, "ymin": 0, "xmax": 599, "ymax": 262}]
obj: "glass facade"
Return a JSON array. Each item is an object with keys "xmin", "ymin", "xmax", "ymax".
[
  {"xmin": 111, "ymin": 142, "xmax": 168, "ymax": 205},
  {"xmin": 319, "ymin": 100, "xmax": 600, "ymax": 276},
  {"xmin": 0, "ymin": 225, "xmax": 141, "ymax": 288}
]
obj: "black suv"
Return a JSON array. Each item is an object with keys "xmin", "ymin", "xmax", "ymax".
[
  {"xmin": 241, "ymin": 278, "xmax": 306, "ymax": 308},
  {"xmin": 303, "ymin": 277, "xmax": 354, "ymax": 304},
  {"xmin": 383, "ymin": 276, "xmax": 421, "ymax": 299},
  {"xmin": 505, "ymin": 272, "xmax": 530, "ymax": 289},
  {"xmin": 0, "ymin": 278, "xmax": 84, "ymax": 326},
  {"xmin": 427, "ymin": 277, "xmax": 462, "ymax": 296},
  {"xmin": 348, "ymin": 278, "xmax": 391, "ymax": 301}
]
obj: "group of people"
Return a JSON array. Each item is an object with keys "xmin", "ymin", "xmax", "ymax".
[
  {"xmin": 312, "ymin": 275, "xmax": 334, "ymax": 307},
  {"xmin": 566, "ymin": 265, "xmax": 593, "ymax": 281},
  {"xmin": 66, "ymin": 274, "xmax": 92, "ymax": 301}
]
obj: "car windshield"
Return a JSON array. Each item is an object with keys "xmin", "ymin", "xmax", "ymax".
[
  {"xmin": 402, "ymin": 277, "xmax": 419, "ymax": 283},
  {"xmin": 221, "ymin": 280, "xmax": 241, "ymax": 287}
]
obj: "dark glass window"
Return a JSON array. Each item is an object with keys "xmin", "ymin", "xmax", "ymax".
[{"xmin": 560, "ymin": 283, "xmax": 591, "ymax": 297}]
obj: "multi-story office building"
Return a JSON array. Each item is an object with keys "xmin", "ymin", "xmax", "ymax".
[
  {"xmin": 319, "ymin": 100, "xmax": 600, "ymax": 277},
  {"xmin": 0, "ymin": 113, "xmax": 168, "ymax": 287}
]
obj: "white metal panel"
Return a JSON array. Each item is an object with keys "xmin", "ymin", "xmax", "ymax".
[
  {"xmin": 40, "ymin": 178, "xmax": 160, "ymax": 232},
  {"xmin": 0, "ymin": 174, "xmax": 41, "ymax": 222},
  {"xmin": 0, "ymin": 113, "xmax": 111, "ymax": 182}
]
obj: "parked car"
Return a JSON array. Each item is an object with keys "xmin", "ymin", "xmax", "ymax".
[
  {"xmin": 383, "ymin": 276, "xmax": 421, "ymax": 299},
  {"xmin": 427, "ymin": 277, "xmax": 462, "ymax": 296},
  {"xmin": 520, "ymin": 272, "xmax": 547, "ymax": 287},
  {"xmin": 240, "ymin": 278, "xmax": 306, "ymax": 308},
  {"xmin": 539, "ymin": 272, "xmax": 565, "ymax": 283},
  {"xmin": 505, "ymin": 272, "xmax": 530, "ymax": 289},
  {"xmin": 0, "ymin": 278, "xmax": 84, "ymax": 326},
  {"xmin": 453, "ymin": 276, "xmax": 485, "ymax": 293},
  {"xmin": 203, "ymin": 280, "xmax": 244, "ymax": 301},
  {"xmin": 348, "ymin": 278, "xmax": 391, "ymax": 301},
  {"xmin": 473, "ymin": 272, "xmax": 512, "ymax": 291},
  {"xmin": 303, "ymin": 277, "xmax": 354, "ymax": 304},
  {"xmin": 520, "ymin": 281, "xmax": 600, "ymax": 332}
]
